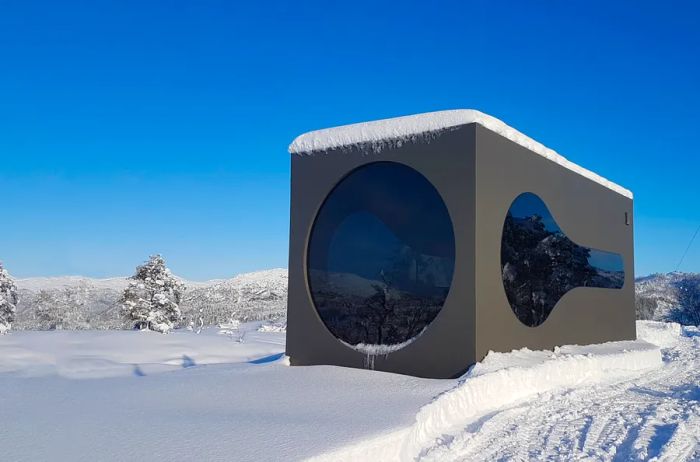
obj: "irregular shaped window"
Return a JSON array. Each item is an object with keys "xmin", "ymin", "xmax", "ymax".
[{"xmin": 501, "ymin": 192, "xmax": 624, "ymax": 327}]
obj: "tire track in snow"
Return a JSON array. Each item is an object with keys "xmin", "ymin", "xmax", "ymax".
[{"xmin": 655, "ymin": 413, "xmax": 700, "ymax": 461}]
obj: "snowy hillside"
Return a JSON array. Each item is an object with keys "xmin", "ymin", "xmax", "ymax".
[
  {"xmin": 13, "ymin": 269, "xmax": 288, "ymax": 330},
  {"xmin": 183, "ymin": 268, "xmax": 288, "ymax": 327},
  {"xmin": 635, "ymin": 272, "xmax": 700, "ymax": 325},
  {"xmin": 0, "ymin": 320, "xmax": 698, "ymax": 461}
]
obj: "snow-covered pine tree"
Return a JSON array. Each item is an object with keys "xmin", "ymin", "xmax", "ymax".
[
  {"xmin": 121, "ymin": 255, "xmax": 185, "ymax": 333},
  {"xmin": 0, "ymin": 262, "xmax": 18, "ymax": 334}
]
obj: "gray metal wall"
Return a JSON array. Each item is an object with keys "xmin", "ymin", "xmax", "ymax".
[
  {"xmin": 473, "ymin": 124, "xmax": 636, "ymax": 358},
  {"xmin": 287, "ymin": 126, "xmax": 477, "ymax": 378}
]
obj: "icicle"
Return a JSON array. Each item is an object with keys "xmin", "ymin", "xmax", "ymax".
[{"xmin": 364, "ymin": 353, "xmax": 376, "ymax": 370}]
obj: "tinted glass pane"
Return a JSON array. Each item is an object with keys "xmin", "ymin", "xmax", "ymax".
[
  {"xmin": 308, "ymin": 162, "xmax": 455, "ymax": 350},
  {"xmin": 501, "ymin": 192, "xmax": 624, "ymax": 327}
]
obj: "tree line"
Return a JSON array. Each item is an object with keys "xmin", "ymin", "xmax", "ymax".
[{"xmin": 0, "ymin": 255, "xmax": 187, "ymax": 334}]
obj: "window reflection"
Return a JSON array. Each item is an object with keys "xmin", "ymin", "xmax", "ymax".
[
  {"xmin": 501, "ymin": 192, "xmax": 624, "ymax": 327},
  {"xmin": 308, "ymin": 162, "xmax": 455, "ymax": 349}
]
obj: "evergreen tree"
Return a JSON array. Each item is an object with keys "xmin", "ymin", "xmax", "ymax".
[
  {"xmin": 121, "ymin": 255, "xmax": 185, "ymax": 333},
  {"xmin": 0, "ymin": 262, "xmax": 18, "ymax": 334}
]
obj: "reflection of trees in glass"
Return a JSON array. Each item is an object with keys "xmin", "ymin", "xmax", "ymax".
[
  {"xmin": 310, "ymin": 253, "xmax": 450, "ymax": 346},
  {"xmin": 501, "ymin": 193, "xmax": 624, "ymax": 327},
  {"xmin": 308, "ymin": 162, "xmax": 455, "ymax": 349}
]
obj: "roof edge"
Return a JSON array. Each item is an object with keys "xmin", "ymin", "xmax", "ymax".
[{"xmin": 288, "ymin": 109, "xmax": 633, "ymax": 199}]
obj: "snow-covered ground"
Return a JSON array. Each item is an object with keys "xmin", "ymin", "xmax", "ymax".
[
  {"xmin": 412, "ymin": 322, "xmax": 700, "ymax": 462},
  {"xmin": 0, "ymin": 321, "xmax": 698, "ymax": 461},
  {"xmin": 0, "ymin": 322, "xmax": 285, "ymax": 379}
]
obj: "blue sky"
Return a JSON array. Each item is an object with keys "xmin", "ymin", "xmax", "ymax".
[{"xmin": 1, "ymin": 1, "xmax": 699, "ymax": 280}]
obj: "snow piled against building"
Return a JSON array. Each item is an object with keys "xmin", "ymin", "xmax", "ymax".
[
  {"xmin": 289, "ymin": 109, "xmax": 632, "ymax": 199},
  {"xmin": 312, "ymin": 336, "xmax": 663, "ymax": 462}
]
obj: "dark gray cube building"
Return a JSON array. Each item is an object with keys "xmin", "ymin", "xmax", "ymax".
[{"xmin": 286, "ymin": 110, "xmax": 635, "ymax": 379}]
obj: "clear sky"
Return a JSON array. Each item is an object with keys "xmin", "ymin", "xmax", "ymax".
[{"xmin": 1, "ymin": 1, "xmax": 699, "ymax": 280}]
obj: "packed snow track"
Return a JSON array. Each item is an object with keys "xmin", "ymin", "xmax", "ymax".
[{"xmin": 415, "ymin": 322, "xmax": 700, "ymax": 462}]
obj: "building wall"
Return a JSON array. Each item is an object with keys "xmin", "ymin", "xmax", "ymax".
[
  {"xmin": 473, "ymin": 124, "xmax": 636, "ymax": 360},
  {"xmin": 287, "ymin": 122, "xmax": 635, "ymax": 378},
  {"xmin": 287, "ymin": 126, "xmax": 478, "ymax": 378}
]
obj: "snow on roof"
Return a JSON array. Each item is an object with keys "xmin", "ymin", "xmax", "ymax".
[{"xmin": 288, "ymin": 109, "xmax": 633, "ymax": 199}]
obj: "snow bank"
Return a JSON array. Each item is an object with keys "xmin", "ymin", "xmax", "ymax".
[
  {"xmin": 312, "ymin": 339, "xmax": 661, "ymax": 462},
  {"xmin": 289, "ymin": 109, "xmax": 632, "ymax": 199},
  {"xmin": 636, "ymin": 320, "xmax": 684, "ymax": 348},
  {"xmin": 257, "ymin": 320, "xmax": 287, "ymax": 333}
]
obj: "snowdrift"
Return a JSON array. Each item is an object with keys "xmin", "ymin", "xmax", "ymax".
[{"xmin": 312, "ymin": 339, "xmax": 662, "ymax": 461}]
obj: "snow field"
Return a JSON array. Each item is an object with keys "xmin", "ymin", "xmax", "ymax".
[
  {"xmin": 0, "ymin": 322, "xmax": 284, "ymax": 379},
  {"xmin": 0, "ymin": 343, "xmax": 449, "ymax": 461},
  {"xmin": 1, "ymin": 320, "xmax": 698, "ymax": 461}
]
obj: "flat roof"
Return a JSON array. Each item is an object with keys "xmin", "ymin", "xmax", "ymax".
[{"xmin": 288, "ymin": 109, "xmax": 632, "ymax": 199}]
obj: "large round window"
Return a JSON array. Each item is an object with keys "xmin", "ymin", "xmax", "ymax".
[{"xmin": 307, "ymin": 162, "xmax": 455, "ymax": 352}]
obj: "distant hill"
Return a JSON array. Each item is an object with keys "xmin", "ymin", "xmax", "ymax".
[
  {"xmin": 13, "ymin": 269, "xmax": 288, "ymax": 330},
  {"xmin": 635, "ymin": 272, "xmax": 700, "ymax": 325}
]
